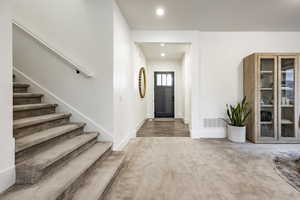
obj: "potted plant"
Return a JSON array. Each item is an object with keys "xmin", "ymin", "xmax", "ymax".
[{"xmin": 225, "ymin": 97, "xmax": 251, "ymax": 143}]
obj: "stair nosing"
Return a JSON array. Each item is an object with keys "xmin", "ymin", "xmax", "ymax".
[
  {"xmin": 13, "ymin": 113, "xmax": 72, "ymax": 130},
  {"xmin": 15, "ymin": 123, "xmax": 86, "ymax": 153},
  {"xmin": 13, "ymin": 93, "xmax": 44, "ymax": 98},
  {"xmin": 13, "ymin": 103, "xmax": 58, "ymax": 112},
  {"xmin": 17, "ymin": 133, "xmax": 99, "ymax": 171},
  {"xmin": 4, "ymin": 142, "xmax": 113, "ymax": 200},
  {"xmin": 13, "ymin": 83, "xmax": 30, "ymax": 88}
]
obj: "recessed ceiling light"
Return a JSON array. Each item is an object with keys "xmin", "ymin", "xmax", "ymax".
[
  {"xmin": 160, "ymin": 43, "xmax": 165, "ymax": 47},
  {"xmin": 156, "ymin": 8, "xmax": 165, "ymax": 16},
  {"xmin": 161, "ymin": 53, "xmax": 166, "ymax": 57}
]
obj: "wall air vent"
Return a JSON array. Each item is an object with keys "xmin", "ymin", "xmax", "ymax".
[{"xmin": 203, "ymin": 118, "xmax": 226, "ymax": 128}]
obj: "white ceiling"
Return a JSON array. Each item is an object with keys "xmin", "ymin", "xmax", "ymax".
[
  {"xmin": 116, "ymin": 0, "xmax": 300, "ymax": 31},
  {"xmin": 138, "ymin": 43, "xmax": 189, "ymax": 61}
]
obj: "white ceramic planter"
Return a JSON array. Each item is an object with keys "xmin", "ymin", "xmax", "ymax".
[{"xmin": 227, "ymin": 125, "xmax": 246, "ymax": 143}]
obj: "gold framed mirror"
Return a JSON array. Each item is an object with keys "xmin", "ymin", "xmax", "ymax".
[{"xmin": 139, "ymin": 67, "xmax": 147, "ymax": 98}]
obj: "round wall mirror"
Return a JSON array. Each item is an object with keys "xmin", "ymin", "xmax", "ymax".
[{"xmin": 139, "ymin": 67, "xmax": 147, "ymax": 98}]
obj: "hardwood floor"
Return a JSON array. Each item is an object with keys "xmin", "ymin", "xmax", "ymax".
[{"xmin": 137, "ymin": 119, "xmax": 190, "ymax": 137}]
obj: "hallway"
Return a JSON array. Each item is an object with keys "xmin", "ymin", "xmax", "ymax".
[
  {"xmin": 104, "ymin": 138, "xmax": 300, "ymax": 200},
  {"xmin": 137, "ymin": 119, "xmax": 190, "ymax": 137}
]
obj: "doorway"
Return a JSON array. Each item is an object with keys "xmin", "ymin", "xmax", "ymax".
[{"xmin": 154, "ymin": 72, "xmax": 175, "ymax": 118}]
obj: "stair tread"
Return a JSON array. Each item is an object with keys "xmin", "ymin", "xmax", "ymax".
[
  {"xmin": 13, "ymin": 113, "xmax": 71, "ymax": 129},
  {"xmin": 72, "ymin": 152, "xmax": 125, "ymax": 200},
  {"xmin": 17, "ymin": 133, "xmax": 99, "ymax": 170},
  {"xmin": 13, "ymin": 103, "xmax": 58, "ymax": 112},
  {"xmin": 2, "ymin": 142, "xmax": 112, "ymax": 200},
  {"xmin": 13, "ymin": 93, "xmax": 44, "ymax": 97},
  {"xmin": 16, "ymin": 123, "xmax": 86, "ymax": 153},
  {"xmin": 13, "ymin": 83, "xmax": 30, "ymax": 88}
]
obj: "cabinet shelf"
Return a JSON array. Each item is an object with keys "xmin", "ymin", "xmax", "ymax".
[
  {"xmin": 260, "ymin": 71, "xmax": 273, "ymax": 74},
  {"xmin": 281, "ymin": 87, "xmax": 293, "ymax": 90},
  {"xmin": 260, "ymin": 121, "xmax": 273, "ymax": 125},
  {"xmin": 260, "ymin": 88, "xmax": 273, "ymax": 91},
  {"xmin": 281, "ymin": 119, "xmax": 293, "ymax": 124},
  {"xmin": 281, "ymin": 105, "xmax": 294, "ymax": 108},
  {"xmin": 261, "ymin": 104, "xmax": 273, "ymax": 107}
]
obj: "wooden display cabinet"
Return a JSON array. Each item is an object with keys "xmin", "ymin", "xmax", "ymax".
[{"xmin": 244, "ymin": 53, "xmax": 300, "ymax": 143}]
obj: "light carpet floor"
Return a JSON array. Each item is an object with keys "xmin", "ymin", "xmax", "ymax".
[{"xmin": 104, "ymin": 138, "xmax": 300, "ymax": 200}]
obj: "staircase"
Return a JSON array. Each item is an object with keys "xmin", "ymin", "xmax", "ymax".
[{"xmin": 1, "ymin": 75, "xmax": 124, "ymax": 200}]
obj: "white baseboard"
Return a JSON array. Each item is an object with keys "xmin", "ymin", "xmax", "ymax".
[
  {"xmin": 0, "ymin": 166, "xmax": 15, "ymax": 193},
  {"xmin": 136, "ymin": 118, "xmax": 146, "ymax": 133},
  {"xmin": 113, "ymin": 118, "xmax": 147, "ymax": 151},
  {"xmin": 191, "ymin": 128, "xmax": 227, "ymax": 139},
  {"xmin": 13, "ymin": 67, "xmax": 113, "ymax": 142},
  {"xmin": 113, "ymin": 132, "xmax": 132, "ymax": 151},
  {"xmin": 175, "ymin": 114, "xmax": 183, "ymax": 118}
]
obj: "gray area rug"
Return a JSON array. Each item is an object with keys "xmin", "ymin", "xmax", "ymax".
[{"xmin": 273, "ymin": 152, "xmax": 300, "ymax": 192}]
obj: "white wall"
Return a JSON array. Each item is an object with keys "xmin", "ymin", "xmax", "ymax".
[
  {"xmin": 182, "ymin": 49, "xmax": 192, "ymax": 124},
  {"xmin": 197, "ymin": 32, "xmax": 300, "ymax": 138},
  {"xmin": 113, "ymin": 1, "xmax": 132, "ymax": 149},
  {"xmin": 0, "ymin": 0, "xmax": 15, "ymax": 192},
  {"xmin": 13, "ymin": 0, "xmax": 114, "ymax": 141},
  {"xmin": 147, "ymin": 60, "xmax": 183, "ymax": 118}
]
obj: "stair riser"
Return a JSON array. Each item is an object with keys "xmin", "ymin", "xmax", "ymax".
[
  {"xmin": 98, "ymin": 162, "xmax": 125, "ymax": 200},
  {"xmin": 57, "ymin": 149, "xmax": 113, "ymax": 200},
  {"xmin": 13, "ymin": 87, "xmax": 28, "ymax": 93},
  {"xmin": 16, "ymin": 138, "xmax": 98, "ymax": 184},
  {"xmin": 14, "ymin": 117, "xmax": 70, "ymax": 139},
  {"xmin": 16, "ymin": 126, "xmax": 85, "ymax": 162},
  {"xmin": 14, "ymin": 107, "xmax": 57, "ymax": 120},
  {"xmin": 14, "ymin": 97, "xmax": 42, "ymax": 105}
]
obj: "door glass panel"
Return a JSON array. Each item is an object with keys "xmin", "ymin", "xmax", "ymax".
[
  {"xmin": 167, "ymin": 74, "xmax": 172, "ymax": 86},
  {"xmin": 156, "ymin": 74, "xmax": 162, "ymax": 86},
  {"xmin": 280, "ymin": 58, "xmax": 295, "ymax": 138},
  {"xmin": 162, "ymin": 74, "xmax": 167, "ymax": 86},
  {"xmin": 260, "ymin": 58, "xmax": 275, "ymax": 138}
]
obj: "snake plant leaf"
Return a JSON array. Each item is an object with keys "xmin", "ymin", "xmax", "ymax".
[{"xmin": 225, "ymin": 96, "xmax": 251, "ymax": 127}]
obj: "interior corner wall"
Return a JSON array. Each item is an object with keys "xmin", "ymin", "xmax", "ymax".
[
  {"xmin": 147, "ymin": 60, "xmax": 183, "ymax": 119},
  {"xmin": 182, "ymin": 50, "xmax": 192, "ymax": 125},
  {"xmin": 113, "ymin": 1, "xmax": 132, "ymax": 150},
  {"xmin": 197, "ymin": 32, "xmax": 300, "ymax": 138},
  {"xmin": 13, "ymin": 0, "xmax": 114, "ymax": 141},
  {"xmin": 0, "ymin": 0, "xmax": 15, "ymax": 192},
  {"xmin": 113, "ymin": 2, "xmax": 148, "ymax": 150}
]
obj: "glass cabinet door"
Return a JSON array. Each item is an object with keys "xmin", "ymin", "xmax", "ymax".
[
  {"xmin": 278, "ymin": 56, "xmax": 297, "ymax": 140},
  {"xmin": 258, "ymin": 56, "xmax": 277, "ymax": 140}
]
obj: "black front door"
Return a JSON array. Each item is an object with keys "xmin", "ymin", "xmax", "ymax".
[{"xmin": 154, "ymin": 72, "xmax": 175, "ymax": 118}]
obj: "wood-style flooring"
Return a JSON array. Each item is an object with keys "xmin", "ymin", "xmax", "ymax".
[{"xmin": 137, "ymin": 119, "xmax": 190, "ymax": 137}]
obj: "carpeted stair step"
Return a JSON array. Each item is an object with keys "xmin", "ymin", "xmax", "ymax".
[
  {"xmin": 13, "ymin": 83, "xmax": 30, "ymax": 93},
  {"xmin": 14, "ymin": 103, "xmax": 58, "ymax": 120},
  {"xmin": 16, "ymin": 132, "xmax": 99, "ymax": 184},
  {"xmin": 1, "ymin": 142, "xmax": 113, "ymax": 200},
  {"xmin": 13, "ymin": 113, "xmax": 71, "ymax": 139},
  {"xmin": 72, "ymin": 152, "xmax": 125, "ymax": 200},
  {"xmin": 16, "ymin": 123, "xmax": 86, "ymax": 158},
  {"xmin": 13, "ymin": 93, "xmax": 44, "ymax": 105}
]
